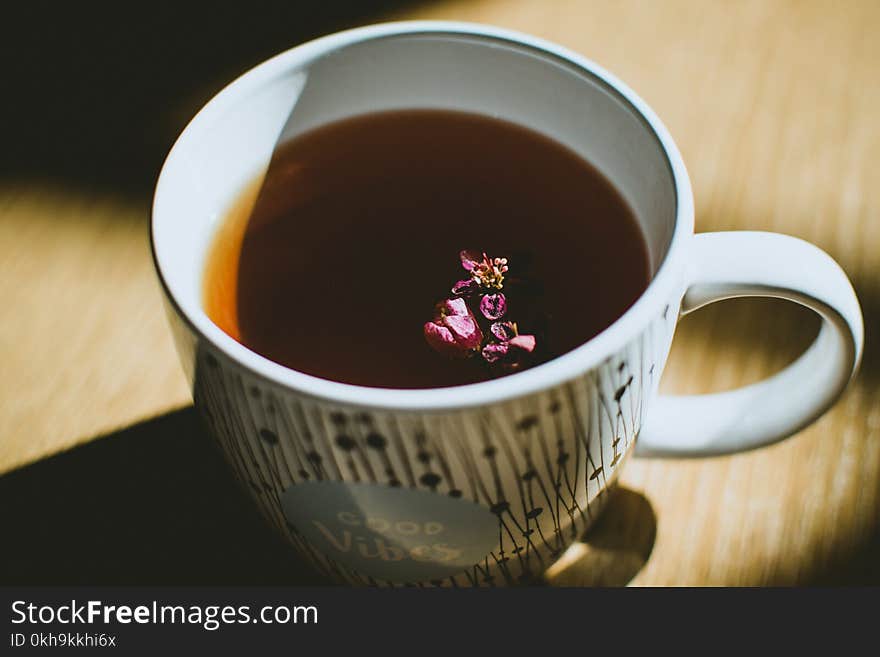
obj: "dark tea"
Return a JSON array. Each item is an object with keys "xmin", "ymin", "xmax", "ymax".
[{"xmin": 203, "ymin": 109, "xmax": 650, "ymax": 388}]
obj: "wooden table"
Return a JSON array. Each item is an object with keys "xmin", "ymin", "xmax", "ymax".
[{"xmin": 2, "ymin": 0, "xmax": 877, "ymax": 585}]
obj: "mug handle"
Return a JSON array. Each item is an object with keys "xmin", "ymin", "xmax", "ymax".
[{"xmin": 637, "ymin": 231, "xmax": 864, "ymax": 457}]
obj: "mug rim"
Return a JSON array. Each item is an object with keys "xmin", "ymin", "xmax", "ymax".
[{"xmin": 151, "ymin": 20, "xmax": 694, "ymax": 412}]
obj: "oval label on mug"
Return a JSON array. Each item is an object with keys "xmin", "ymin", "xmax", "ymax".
[{"xmin": 280, "ymin": 481, "xmax": 498, "ymax": 582}]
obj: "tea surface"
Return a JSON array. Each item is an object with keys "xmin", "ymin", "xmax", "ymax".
[{"xmin": 204, "ymin": 110, "xmax": 650, "ymax": 388}]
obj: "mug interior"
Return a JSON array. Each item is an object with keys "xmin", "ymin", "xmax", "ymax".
[
  {"xmin": 276, "ymin": 34, "xmax": 677, "ymax": 272},
  {"xmin": 153, "ymin": 23, "xmax": 685, "ymax": 408}
]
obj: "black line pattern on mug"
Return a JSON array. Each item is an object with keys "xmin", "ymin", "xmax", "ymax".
[{"xmin": 188, "ymin": 309, "xmax": 671, "ymax": 586}]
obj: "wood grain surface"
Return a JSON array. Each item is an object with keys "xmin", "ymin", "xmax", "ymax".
[{"xmin": 1, "ymin": 0, "xmax": 877, "ymax": 585}]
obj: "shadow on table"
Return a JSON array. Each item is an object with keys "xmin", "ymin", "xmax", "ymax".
[
  {"xmin": 0, "ymin": 408, "xmax": 329, "ymax": 585},
  {"xmin": 545, "ymin": 488, "xmax": 657, "ymax": 587},
  {"xmin": 0, "ymin": 408, "xmax": 657, "ymax": 586}
]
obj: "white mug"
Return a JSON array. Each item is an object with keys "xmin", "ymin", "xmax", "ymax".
[{"xmin": 152, "ymin": 22, "xmax": 863, "ymax": 586}]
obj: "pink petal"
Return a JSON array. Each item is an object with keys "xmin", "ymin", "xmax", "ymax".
[
  {"xmin": 424, "ymin": 321, "xmax": 455, "ymax": 347},
  {"xmin": 481, "ymin": 342, "xmax": 509, "ymax": 363},
  {"xmin": 460, "ymin": 249, "xmax": 481, "ymax": 272},
  {"xmin": 479, "ymin": 293, "xmax": 507, "ymax": 320},
  {"xmin": 424, "ymin": 321, "xmax": 471, "ymax": 358},
  {"xmin": 451, "ymin": 278, "xmax": 478, "ymax": 296},
  {"xmin": 490, "ymin": 321, "xmax": 517, "ymax": 342},
  {"xmin": 441, "ymin": 297, "xmax": 470, "ymax": 317},
  {"xmin": 444, "ymin": 314, "xmax": 483, "ymax": 350},
  {"xmin": 509, "ymin": 334, "xmax": 536, "ymax": 353}
]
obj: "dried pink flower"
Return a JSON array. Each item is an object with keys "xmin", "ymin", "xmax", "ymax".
[
  {"xmin": 509, "ymin": 334, "xmax": 536, "ymax": 353},
  {"xmin": 423, "ymin": 297, "xmax": 483, "ymax": 358},
  {"xmin": 459, "ymin": 249, "xmax": 508, "ymax": 290},
  {"xmin": 479, "ymin": 293, "xmax": 507, "ymax": 320},
  {"xmin": 428, "ymin": 249, "xmax": 537, "ymax": 368},
  {"xmin": 451, "ymin": 278, "xmax": 478, "ymax": 296},
  {"xmin": 460, "ymin": 250, "xmax": 482, "ymax": 272},
  {"xmin": 490, "ymin": 321, "xmax": 518, "ymax": 341},
  {"xmin": 481, "ymin": 319, "xmax": 536, "ymax": 363},
  {"xmin": 481, "ymin": 342, "xmax": 509, "ymax": 363}
]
